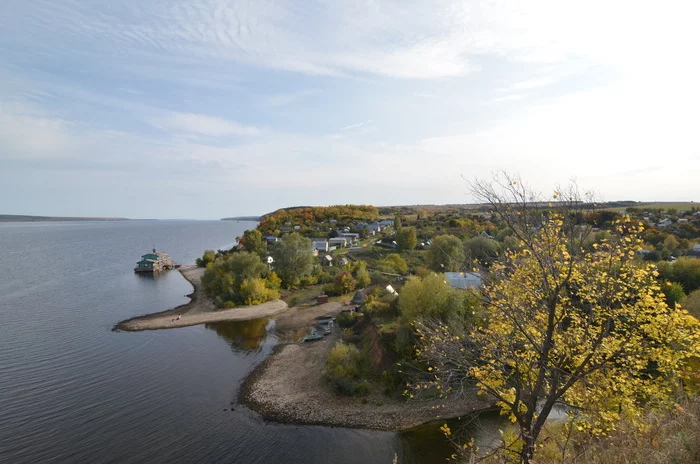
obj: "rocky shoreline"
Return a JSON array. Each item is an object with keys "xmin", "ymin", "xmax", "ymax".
[{"xmin": 238, "ymin": 332, "xmax": 493, "ymax": 431}]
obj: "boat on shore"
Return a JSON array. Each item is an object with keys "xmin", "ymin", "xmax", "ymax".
[{"xmin": 134, "ymin": 249, "xmax": 175, "ymax": 273}]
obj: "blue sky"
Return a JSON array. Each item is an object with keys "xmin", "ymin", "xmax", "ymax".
[{"xmin": 1, "ymin": 0, "xmax": 699, "ymax": 219}]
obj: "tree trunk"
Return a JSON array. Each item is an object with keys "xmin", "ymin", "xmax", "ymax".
[{"xmin": 520, "ymin": 436, "xmax": 536, "ymax": 464}]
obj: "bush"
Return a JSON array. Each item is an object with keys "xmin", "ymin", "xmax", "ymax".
[
  {"xmin": 341, "ymin": 327, "xmax": 354, "ymax": 343},
  {"xmin": 326, "ymin": 342, "xmax": 370, "ymax": 396},
  {"xmin": 336, "ymin": 311, "xmax": 359, "ymax": 328},
  {"xmin": 266, "ymin": 271, "xmax": 282, "ymax": 290},
  {"xmin": 378, "ymin": 253, "xmax": 408, "ymax": 274}
]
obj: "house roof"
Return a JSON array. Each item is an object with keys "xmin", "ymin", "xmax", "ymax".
[{"xmin": 444, "ymin": 272, "xmax": 482, "ymax": 289}]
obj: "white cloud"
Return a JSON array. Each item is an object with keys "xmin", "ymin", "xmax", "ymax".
[
  {"xmin": 150, "ymin": 112, "xmax": 261, "ymax": 137},
  {"xmin": 340, "ymin": 120, "xmax": 373, "ymax": 131},
  {"xmin": 263, "ymin": 89, "xmax": 321, "ymax": 107},
  {"xmin": 491, "ymin": 94, "xmax": 526, "ymax": 103}
]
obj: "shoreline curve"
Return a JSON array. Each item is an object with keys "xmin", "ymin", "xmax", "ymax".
[{"xmin": 113, "ymin": 265, "xmax": 288, "ymax": 332}]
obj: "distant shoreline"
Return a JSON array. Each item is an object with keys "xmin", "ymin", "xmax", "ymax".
[
  {"xmin": 113, "ymin": 265, "xmax": 288, "ymax": 331},
  {"xmin": 220, "ymin": 216, "xmax": 261, "ymax": 221},
  {"xmin": 0, "ymin": 215, "xmax": 130, "ymax": 222}
]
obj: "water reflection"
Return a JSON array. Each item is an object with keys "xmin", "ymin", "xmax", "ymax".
[
  {"xmin": 399, "ymin": 410, "xmax": 504, "ymax": 464},
  {"xmin": 205, "ymin": 318, "xmax": 273, "ymax": 353}
]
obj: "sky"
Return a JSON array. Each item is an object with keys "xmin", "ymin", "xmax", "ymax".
[{"xmin": 1, "ymin": 0, "xmax": 699, "ymax": 219}]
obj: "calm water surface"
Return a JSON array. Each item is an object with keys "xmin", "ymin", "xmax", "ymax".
[{"xmin": 0, "ymin": 220, "xmax": 480, "ymax": 463}]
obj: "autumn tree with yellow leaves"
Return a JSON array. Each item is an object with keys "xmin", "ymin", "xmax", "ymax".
[{"xmin": 414, "ymin": 175, "xmax": 700, "ymax": 464}]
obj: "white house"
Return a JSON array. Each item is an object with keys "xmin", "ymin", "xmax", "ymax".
[
  {"xmin": 658, "ymin": 219, "xmax": 673, "ymax": 227},
  {"xmin": 444, "ymin": 272, "xmax": 483, "ymax": 289}
]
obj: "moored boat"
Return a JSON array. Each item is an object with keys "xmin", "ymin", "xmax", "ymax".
[{"xmin": 134, "ymin": 249, "xmax": 175, "ymax": 273}]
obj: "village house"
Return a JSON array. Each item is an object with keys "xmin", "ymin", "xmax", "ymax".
[
  {"xmin": 263, "ymin": 235, "xmax": 279, "ymax": 244},
  {"xmin": 366, "ymin": 223, "xmax": 382, "ymax": 233},
  {"xmin": 329, "ymin": 237, "xmax": 349, "ymax": 248},
  {"xmin": 321, "ymin": 254, "xmax": 333, "ymax": 266},
  {"xmin": 311, "ymin": 239, "xmax": 329, "ymax": 253},
  {"xmin": 338, "ymin": 232, "xmax": 360, "ymax": 243},
  {"xmin": 444, "ymin": 272, "xmax": 483, "ymax": 289},
  {"xmin": 689, "ymin": 244, "xmax": 700, "ymax": 258}
]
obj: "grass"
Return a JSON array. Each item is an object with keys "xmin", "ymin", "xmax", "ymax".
[
  {"xmin": 472, "ymin": 397, "xmax": 700, "ymax": 464},
  {"xmin": 281, "ymin": 285, "xmax": 323, "ymax": 306}
]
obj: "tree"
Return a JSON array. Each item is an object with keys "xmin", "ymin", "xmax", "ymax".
[
  {"xmin": 378, "ymin": 253, "xmax": 408, "ymax": 274},
  {"xmin": 464, "ymin": 235, "xmax": 501, "ymax": 262},
  {"xmin": 658, "ymin": 257, "xmax": 700, "ymax": 294},
  {"xmin": 333, "ymin": 271, "xmax": 358, "ymax": 295},
  {"xmin": 196, "ymin": 249, "xmax": 216, "ymax": 267},
  {"xmin": 398, "ymin": 273, "xmax": 475, "ymax": 323},
  {"xmin": 266, "ymin": 271, "xmax": 282, "ymax": 290},
  {"xmin": 240, "ymin": 229, "xmax": 266, "ymax": 258},
  {"xmin": 427, "ymin": 235, "xmax": 465, "ymax": 272},
  {"xmin": 662, "ymin": 281, "xmax": 686, "ymax": 308},
  {"xmin": 394, "ymin": 215, "xmax": 402, "ymax": 230},
  {"xmin": 239, "ymin": 278, "xmax": 280, "ymax": 305},
  {"xmin": 396, "ymin": 227, "xmax": 417, "ymax": 250},
  {"xmin": 201, "ymin": 251, "xmax": 270, "ymax": 305},
  {"xmin": 685, "ymin": 289, "xmax": 700, "ymax": 319},
  {"xmin": 270, "ymin": 233, "xmax": 315, "ymax": 288},
  {"xmin": 414, "ymin": 176, "xmax": 700, "ymax": 464},
  {"xmin": 353, "ymin": 261, "xmax": 371, "ymax": 288}
]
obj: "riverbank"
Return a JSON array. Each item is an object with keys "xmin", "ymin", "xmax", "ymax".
[
  {"xmin": 114, "ymin": 265, "xmax": 289, "ymax": 331},
  {"xmin": 239, "ymin": 331, "xmax": 492, "ymax": 431}
]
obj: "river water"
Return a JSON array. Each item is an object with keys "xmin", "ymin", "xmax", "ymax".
[{"xmin": 0, "ymin": 220, "xmax": 496, "ymax": 463}]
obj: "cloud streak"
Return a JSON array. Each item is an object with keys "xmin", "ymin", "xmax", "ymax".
[{"xmin": 150, "ymin": 112, "xmax": 261, "ymax": 137}]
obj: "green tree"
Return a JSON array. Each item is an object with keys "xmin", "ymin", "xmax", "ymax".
[
  {"xmin": 266, "ymin": 271, "xmax": 282, "ymax": 290},
  {"xmin": 196, "ymin": 249, "xmax": 216, "ymax": 267},
  {"xmin": 658, "ymin": 257, "xmax": 700, "ymax": 293},
  {"xmin": 270, "ymin": 233, "xmax": 315, "ymax": 288},
  {"xmin": 685, "ymin": 289, "xmax": 700, "ymax": 319},
  {"xmin": 427, "ymin": 234, "xmax": 465, "ymax": 271},
  {"xmin": 415, "ymin": 177, "xmax": 700, "ymax": 464},
  {"xmin": 662, "ymin": 281, "xmax": 686, "ymax": 308},
  {"xmin": 333, "ymin": 271, "xmax": 357, "ymax": 295},
  {"xmin": 201, "ymin": 251, "xmax": 269, "ymax": 305},
  {"xmin": 353, "ymin": 261, "xmax": 371, "ymax": 288},
  {"xmin": 396, "ymin": 227, "xmax": 417, "ymax": 250},
  {"xmin": 394, "ymin": 215, "xmax": 402, "ymax": 230},
  {"xmin": 240, "ymin": 229, "xmax": 266, "ymax": 258},
  {"xmin": 239, "ymin": 278, "xmax": 280, "ymax": 305},
  {"xmin": 378, "ymin": 253, "xmax": 408, "ymax": 274},
  {"xmin": 397, "ymin": 273, "xmax": 475, "ymax": 323},
  {"xmin": 464, "ymin": 235, "xmax": 501, "ymax": 262}
]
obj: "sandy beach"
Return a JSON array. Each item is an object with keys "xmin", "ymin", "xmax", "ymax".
[
  {"xmin": 239, "ymin": 331, "xmax": 493, "ymax": 431},
  {"xmin": 114, "ymin": 265, "xmax": 289, "ymax": 331}
]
